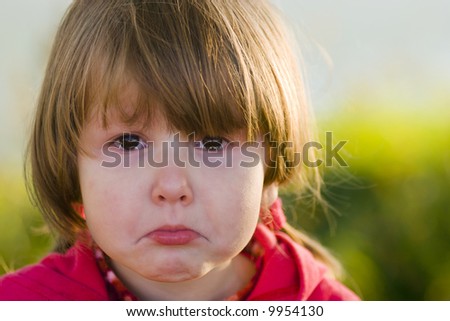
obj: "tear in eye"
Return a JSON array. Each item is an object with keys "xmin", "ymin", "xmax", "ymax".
[
  {"xmin": 197, "ymin": 136, "xmax": 227, "ymax": 152},
  {"xmin": 112, "ymin": 133, "xmax": 147, "ymax": 151}
]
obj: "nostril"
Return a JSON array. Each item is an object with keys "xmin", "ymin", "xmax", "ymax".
[{"xmin": 151, "ymin": 181, "xmax": 193, "ymax": 205}]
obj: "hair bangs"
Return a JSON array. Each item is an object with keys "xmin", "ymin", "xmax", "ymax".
[{"xmin": 84, "ymin": 0, "xmax": 269, "ymax": 140}]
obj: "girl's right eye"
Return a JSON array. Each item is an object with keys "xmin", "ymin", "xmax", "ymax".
[{"xmin": 111, "ymin": 133, "xmax": 147, "ymax": 151}]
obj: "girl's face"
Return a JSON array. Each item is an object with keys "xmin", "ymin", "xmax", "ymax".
[{"xmin": 78, "ymin": 86, "xmax": 275, "ymax": 286}]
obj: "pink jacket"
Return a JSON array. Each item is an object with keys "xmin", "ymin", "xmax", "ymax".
[{"xmin": 0, "ymin": 224, "xmax": 359, "ymax": 300}]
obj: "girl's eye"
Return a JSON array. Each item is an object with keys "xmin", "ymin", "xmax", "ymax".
[
  {"xmin": 111, "ymin": 133, "xmax": 147, "ymax": 151},
  {"xmin": 196, "ymin": 136, "xmax": 228, "ymax": 152}
]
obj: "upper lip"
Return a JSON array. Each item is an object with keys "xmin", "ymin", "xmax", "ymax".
[{"xmin": 152, "ymin": 224, "xmax": 194, "ymax": 232}]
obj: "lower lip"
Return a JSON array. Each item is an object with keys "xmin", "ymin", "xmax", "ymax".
[{"xmin": 147, "ymin": 230, "xmax": 200, "ymax": 245}]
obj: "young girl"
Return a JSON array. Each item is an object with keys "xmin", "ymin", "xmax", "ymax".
[{"xmin": 0, "ymin": 0, "xmax": 358, "ymax": 300}]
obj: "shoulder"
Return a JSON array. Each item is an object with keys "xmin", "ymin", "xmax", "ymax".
[
  {"xmin": 248, "ymin": 224, "xmax": 360, "ymax": 301},
  {"xmin": 308, "ymin": 276, "xmax": 360, "ymax": 301},
  {"xmin": 0, "ymin": 242, "xmax": 108, "ymax": 300}
]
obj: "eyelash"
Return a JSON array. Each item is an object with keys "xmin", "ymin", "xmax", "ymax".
[{"xmin": 111, "ymin": 133, "xmax": 147, "ymax": 151}]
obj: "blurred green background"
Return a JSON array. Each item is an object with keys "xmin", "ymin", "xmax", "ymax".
[
  {"xmin": 296, "ymin": 99, "xmax": 450, "ymax": 300},
  {"xmin": 0, "ymin": 0, "xmax": 449, "ymax": 300}
]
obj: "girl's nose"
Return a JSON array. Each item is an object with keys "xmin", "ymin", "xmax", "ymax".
[{"xmin": 151, "ymin": 169, "xmax": 194, "ymax": 206}]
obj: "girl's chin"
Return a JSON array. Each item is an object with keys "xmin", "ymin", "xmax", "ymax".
[
  {"xmin": 145, "ymin": 274, "xmax": 199, "ymax": 283},
  {"xmin": 139, "ymin": 264, "xmax": 209, "ymax": 283}
]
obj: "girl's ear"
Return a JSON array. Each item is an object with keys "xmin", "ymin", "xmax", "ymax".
[
  {"xmin": 72, "ymin": 202, "xmax": 86, "ymax": 220},
  {"xmin": 260, "ymin": 184, "xmax": 286, "ymax": 231},
  {"xmin": 261, "ymin": 183, "xmax": 279, "ymax": 209}
]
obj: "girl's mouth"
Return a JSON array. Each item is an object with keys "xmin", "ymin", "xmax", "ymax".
[{"xmin": 146, "ymin": 225, "xmax": 201, "ymax": 245}]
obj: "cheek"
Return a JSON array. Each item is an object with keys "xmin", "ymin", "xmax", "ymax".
[
  {"xmin": 82, "ymin": 180, "xmax": 119, "ymax": 234},
  {"xmin": 78, "ymin": 164, "xmax": 141, "ymax": 242},
  {"xmin": 206, "ymin": 165, "xmax": 264, "ymax": 244},
  {"xmin": 80, "ymin": 156, "xmax": 141, "ymax": 212},
  {"xmin": 234, "ymin": 164, "xmax": 265, "ymax": 207},
  {"xmin": 211, "ymin": 200, "xmax": 260, "ymax": 259},
  {"xmin": 82, "ymin": 182, "xmax": 142, "ymax": 256},
  {"xmin": 232, "ymin": 166, "xmax": 265, "ymax": 227}
]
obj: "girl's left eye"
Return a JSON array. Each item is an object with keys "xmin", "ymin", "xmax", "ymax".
[
  {"xmin": 196, "ymin": 136, "xmax": 228, "ymax": 152},
  {"xmin": 111, "ymin": 133, "xmax": 147, "ymax": 151}
]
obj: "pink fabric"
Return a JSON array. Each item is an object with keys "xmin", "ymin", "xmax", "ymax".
[
  {"xmin": 0, "ymin": 243, "xmax": 108, "ymax": 300},
  {"xmin": 0, "ymin": 225, "xmax": 359, "ymax": 301},
  {"xmin": 247, "ymin": 224, "xmax": 359, "ymax": 300}
]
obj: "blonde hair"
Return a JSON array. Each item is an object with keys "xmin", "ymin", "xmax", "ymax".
[{"xmin": 26, "ymin": 0, "xmax": 341, "ymax": 277}]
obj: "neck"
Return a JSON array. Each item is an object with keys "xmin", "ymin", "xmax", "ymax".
[{"xmin": 111, "ymin": 255, "xmax": 255, "ymax": 300}]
